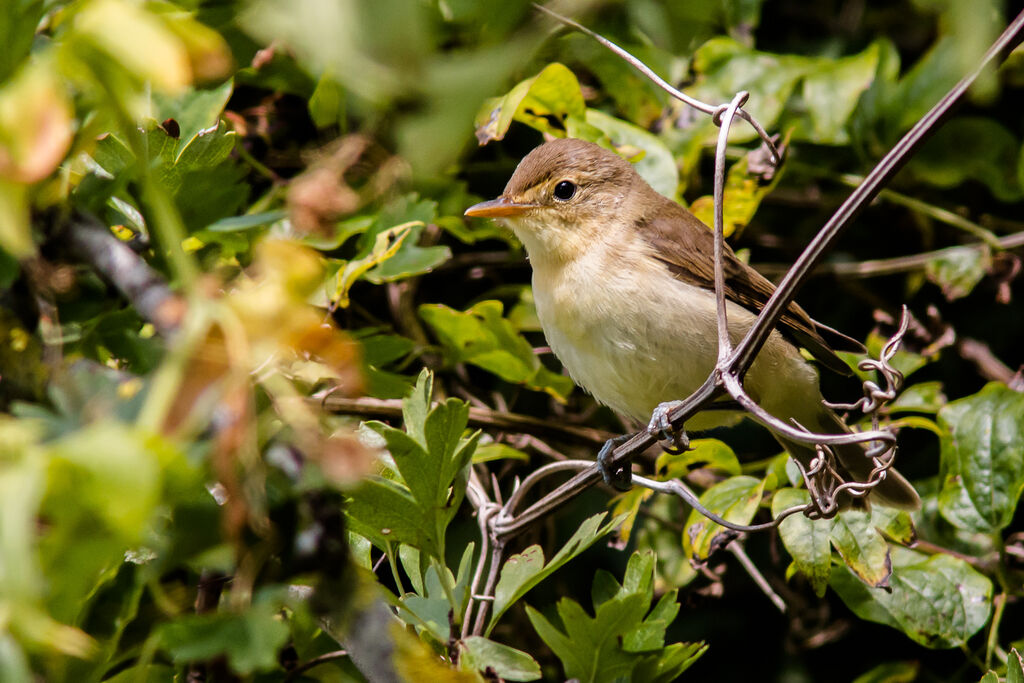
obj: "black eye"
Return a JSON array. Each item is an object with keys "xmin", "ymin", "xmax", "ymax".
[{"xmin": 553, "ymin": 180, "xmax": 577, "ymax": 201}]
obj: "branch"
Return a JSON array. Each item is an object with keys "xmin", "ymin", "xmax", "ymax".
[
  {"xmin": 319, "ymin": 394, "xmax": 613, "ymax": 447},
  {"xmin": 64, "ymin": 212, "xmax": 185, "ymax": 336}
]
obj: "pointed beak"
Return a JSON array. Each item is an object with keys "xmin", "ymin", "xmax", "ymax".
[{"xmin": 464, "ymin": 197, "xmax": 535, "ymax": 218}]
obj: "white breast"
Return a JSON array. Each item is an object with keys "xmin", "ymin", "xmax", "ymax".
[{"xmin": 530, "ymin": 242, "xmax": 821, "ymax": 430}]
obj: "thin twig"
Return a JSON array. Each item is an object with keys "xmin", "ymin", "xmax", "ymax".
[
  {"xmin": 755, "ymin": 230, "xmax": 1024, "ymax": 279},
  {"xmin": 318, "ymin": 395, "xmax": 613, "ymax": 447},
  {"xmin": 726, "ymin": 542, "xmax": 787, "ymax": 614}
]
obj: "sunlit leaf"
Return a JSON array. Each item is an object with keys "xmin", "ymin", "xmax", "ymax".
[
  {"xmin": 460, "ymin": 636, "xmax": 541, "ymax": 682},
  {"xmin": 683, "ymin": 475, "xmax": 764, "ymax": 561},
  {"xmin": 830, "ymin": 509, "xmax": 892, "ymax": 588}
]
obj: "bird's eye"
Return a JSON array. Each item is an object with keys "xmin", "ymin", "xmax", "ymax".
[{"xmin": 553, "ymin": 180, "xmax": 577, "ymax": 201}]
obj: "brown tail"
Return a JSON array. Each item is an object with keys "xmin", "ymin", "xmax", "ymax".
[{"xmin": 777, "ymin": 407, "xmax": 920, "ymax": 510}]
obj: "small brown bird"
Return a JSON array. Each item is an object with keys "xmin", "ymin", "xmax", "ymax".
[{"xmin": 466, "ymin": 138, "xmax": 918, "ymax": 509}]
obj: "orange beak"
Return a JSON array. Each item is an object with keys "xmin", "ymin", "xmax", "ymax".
[{"xmin": 464, "ymin": 197, "xmax": 535, "ymax": 218}]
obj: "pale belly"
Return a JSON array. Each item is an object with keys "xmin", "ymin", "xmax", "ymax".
[{"xmin": 532, "ymin": 256, "xmax": 823, "ymax": 431}]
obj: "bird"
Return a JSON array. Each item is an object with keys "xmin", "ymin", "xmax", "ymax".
[{"xmin": 464, "ymin": 137, "xmax": 919, "ymax": 510}]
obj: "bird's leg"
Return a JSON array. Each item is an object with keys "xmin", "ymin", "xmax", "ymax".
[
  {"xmin": 648, "ymin": 401, "xmax": 691, "ymax": 455},
  {"xmin": 597, "ymin": 433, "xmax": 634, "ymax": 490}
]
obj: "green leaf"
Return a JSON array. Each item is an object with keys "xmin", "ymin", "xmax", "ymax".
[
  {"xmin": 938, "ymin": 382, "xmax": 1024, "ymax": 532},
  {"xmin": 1009, "ymin": 649, "xmax": 1024, "ymax": 683},
  {"xmin": 150, "ymin": 79, "xmax": 234, "ymax": 146},
  {"xmin": 890, "ymin": 381, "xmax": 947, "ymax": 414},
  {"xmin": 830, "ymin": 509, "xmax": 892, "ymax": 588},
  {"xmin": 420, "ymin": 300, "xmax": 575, "ymax": 402},
  {"xmin": 345, "ymin": 476, "xmax": 434, "ymax": 553},
  {"xmin": 472, "ymin": 442, "xmax": 530, "ymax": 464},
  {"xmin": 683, "ymin": 475, "xmax": 764, "ymax": 560},
  {"xmin": 851, "ymin": 660, "xmax": 920, "ymax": 683},
  {"xmin": 358, "ymin": 195, "xmax": 451, "ymax": 284},
  {"xmin": 830, "ymin": 549, "xmax": 992, "ymax": 649},
  {"xmin": 524, "ymin": 550, "xmax": 704, "ymax": 683},
  {"xmin": 584, "ymin": 108, "xmax": 679, "ymax": 199},
  {"xmin": 789, "ymin": 42, "xmax": 881, "ymax": 144},
  {"xmin": 907, "ymin": 117, "xmax": 1021, "ymax": 202},
  {"xmin": 689, "ymin": 144, "xmax": 786, "ymax": 238},
  {"xmin": 772, "ymin": 488, "xmax": 831, "ymax": 597},
  {"xmin": 655, "ymin": 438, "xmax": 741, "ymax": 479},
  {"xmin": 158, "ymin": 603, "xmax": 290, "ymax": 674},
  {"xmin": 488, "ymin": 512, "xmax": 624, "ymax": 634},
  {"xmin": 474, "ymin": 63, "xmax": 585, "ymax": 144},
  {"xmin": 460, "ymin": 636, "xmax": 541, "ymax": 682},
  {"xmin": 925, "ymin": 245, "xmax": 991, "ymax": 301},
  {"xmin": 871, "ymin": 506, "xmax": 916, "ymax": 546},
  {"xmin": 978, "ymin": 673, "xmax": 999, "ymax": 683}
]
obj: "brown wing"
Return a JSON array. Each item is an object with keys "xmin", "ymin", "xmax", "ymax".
[{"xmin": 636, "ymin": 201, "xmax": 861, "ymax": 376}]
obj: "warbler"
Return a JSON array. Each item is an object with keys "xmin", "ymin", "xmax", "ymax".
[{"xmin": 465, "ymin": 138, "xmax": 918, "ymax": 509}]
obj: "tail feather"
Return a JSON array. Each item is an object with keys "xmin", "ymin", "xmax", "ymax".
[{"xmin": 777, "ymin": 407, "xmax": 920, "ymax": 510}]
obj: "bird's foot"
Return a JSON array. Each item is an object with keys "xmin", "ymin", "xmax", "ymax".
[
  {"xmin": 597, "ymin": 434, "xmax": 633, "ymax": 491},
  {"xmin": 648, "ymin": 401, "xmax": 691, "ymax": 454}
]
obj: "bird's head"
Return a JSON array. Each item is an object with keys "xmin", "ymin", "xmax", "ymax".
[{"xmin": 465, "ymin": 138, "xmax": 648, "ymax": 262}]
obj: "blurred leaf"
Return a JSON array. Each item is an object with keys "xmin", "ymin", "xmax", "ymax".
[
  {"xmin": 472, "ymin": 442, "xmax": 529, "ymax": 463},
  {"xmin": 357, "ymin": 195, "xmax": 451, "ymax": 284},
  {"xmin": 460, "ymin": 636, "xmax": 541, "ymax": 682},
  {"xmin": 488, "ymin": 511, "xmax": 625, "ymax": 634},
  {"xmin": 150, "ymin": 79, "xmax": 234, "ymax": 145},
  {"xmin": 978, "ymin": 673, "xmax": 999, "ymax": 683},
  {"xmin": 685, "ymin": 38, "xmax": 880, "ymax": 145},
  {"xmin": 863, "ymin": 331, "xmax": 931, "ymax": 379},
  {"xmin": 907, "ymin": 117, "xmax": 1021, "ymax": 201},
  {"xmin": 938, "ymin": 382, "xmax": 1024, "ymax": 533},
  {"xmin": 890, "ymin": 381, "xmax": 947, "ymax": 414},
  {"xmin": 683, "ymin": 475, "xmax": 764, "ymax": 561},
  {"xmin": 772, "ymin": 488, "xmax": 830, "ymax": 597},
  {"xmin": 0, "ymin": 179, "xmax": 30, "ymax": 257},
  {"xmin": 158, "ymin": 602, "xmax": 290, "ymax": 674},
  {"xmin": 0, "ymin": 59, "xmax": 73, "ymax": 185},
  {"xmin": 584, "ymin": 108, "xmax": 679, "ymax": 199},
  {"xmin": 830, "ymin": 509, "xmax": 892, "ymax": 588},
  {"xmin": 925, "ymin": 245, "xmax": 991, "ymax": 301},
  {"xmin": 420, "ymin": 300, "xmax": 574, "ymax": 402},
  {"xmin": 831, "ymin": 549, "xmax": 992, "ymax": 649},
  {"xmin": 689, "ymin": 143, "xmax": 786, "ymax": 237},
  {"xmin": 851, "ymin": 660, "xmax": 920, "ymax": 683},
  {"xmin": 73, "ymin": 0, "xmax": 193, "ymax": 93},
  {"xmin": 788, "ymin": 42, "xmax": 881, "ymax": 144},
  {"xmin": 0, "ymin": 0, "xmax": 45, "ymax": 84}
]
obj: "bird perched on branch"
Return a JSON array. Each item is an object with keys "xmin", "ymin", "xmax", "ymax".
[{"xmin": 465, "ymin": 137, "xmax": 918, "ymax": 510}]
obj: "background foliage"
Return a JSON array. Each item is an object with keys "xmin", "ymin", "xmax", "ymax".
[{"xmin": 2, "ymin": 0, "xmax": 1024, "ymax": 681}]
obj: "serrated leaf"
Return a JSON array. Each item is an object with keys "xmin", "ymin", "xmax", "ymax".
[
  {"xmin": 772, "ymin": 488, "xmax": 831, "ymax": 597},
  {"xmin": 488, "ymin": 512, "xmax": 624, "ymax": 634},
  {"xmin": 683, "ymin": 475, "xmax": 764, "ymax": 561},
  {"xmin": 151, "ymin": 80, "xmax": 234, "ymax": 146},
  {"xmin": 830, "ymin": 550, "xmax": 992, "ymax": 649},
  {"xmin": 345, "ymin": 476, "xmax": 433, "ymax": 553},
  {"xmin": 524, "ymin": 550, "xmax": 703, "ymax": 683},
  {"xmin": 938, "ymin": 382, "xmax": 1024, "ymax": 533},
  {"xmin": 460, "ymin": 636, "xmax": 541, "ymax": 682},
  {"xmin": 420, "ymin": 300, "xmax": 574, "ymax": 401},
  {"xmin": 830, "ymin": 509, "xmax": 892, "ymax": 588}
]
